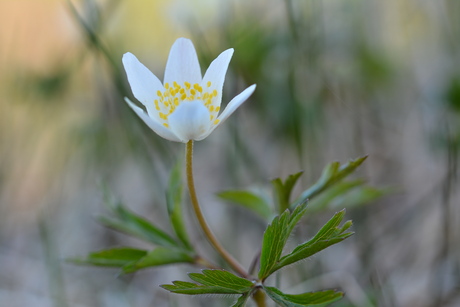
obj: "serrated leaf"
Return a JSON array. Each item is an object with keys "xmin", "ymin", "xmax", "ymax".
[
  {"xmin": 122, "ymin": 247, "xmax": 195, "ymax": 273},
  {"xmin": 258, "ymin": 201, "xmax": 308, "ymax": 280},
  {"xmin": 161, "ymin": 281, "xmax": 232, "ymax": 295},
  {"xmin": 166, "ymin": 160, "xmax": 192, "ymax": 250},
  {"xmin": 273, "ymin": 210, "xmax": 353, "ymax": 272},
  {"xmin": 264, "ymin": 286, "xmax": 343, "ymax": 306},
  {"xmin": 161, "ymin": 269, "xmax": 254, "ymax": 295},
  {"xmin": 217, "ymin": 190, "xmax": 272, "ymax": 220},
  {"xmin": 272, "ymin": 171, "xmax": 304, "ymax": 213},
  {"xmin": 188, "ymin": 270, "xmax": 254, "ymax": 292},
  {"xmin": 292, "ymin": 157, "xmax": 367, "ymax": 208},
  {"xmin": 99, "ymin": 204, "xmax": 178, "ymax": 248},
  {"xmin": 231, "ymin": 293, "xmax": 251, "ymax": 307},
  {"xmin": 69, "ymin": 247, "xmax": 147, "ymax": 267}
]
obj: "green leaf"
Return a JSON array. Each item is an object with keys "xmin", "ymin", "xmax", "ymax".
[
  {"xmin": 258, "ymin": 201, "xmax": 309, "ymax": 280},
  {"xmin": 161, "ymin": 269, "xmax": 254, "ymax": 295},
  {"xmin": 166, "ymin": 160, "xmax": 192, "ymax": 250},
  {"xmin": 264, "ymin": 286, "xmax": 343, "ymax": 306},
  {"xmin": 308, "ymin": 180, "xmax": 388, "ymax": 212},
  {"xmin": 331, "ymin": 186, "xmax": 389, "ymax": 209},
  {"xmin": 292, "ymin": 157, "xmax": 367, "ymax": 208},
  {"xmin": 274, "ymin": 210, "xmax": 353, "ymax": 272},
  {"xmin": 272, "ymin": 171, "xmax": 304, "ymax": 213},
  {"xmin": 70, "ymin": 247, "xmax": 147, "ymax": 267},
  {"xmin": 217, "ymin": 190, "xmax": 272, "ymax": 220},
  {"xmin": 99, "ymin": 204, "xmax": 178, "ymax": 248},
  {"xmin": 122, "ymin": 247, "xmax": 195, "ymax": 273},
  {"xmin": 307, "ymin": 180, "xmax": 365, "ymax": 212},
  {"xmin": 231, "ymin": 293, "xmax": 251, "ymax": 307}
]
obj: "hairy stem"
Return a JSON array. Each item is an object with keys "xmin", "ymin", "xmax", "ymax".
[{"xmin": 186, "ymin": 140, "xmax": 249, "ymax": 278}]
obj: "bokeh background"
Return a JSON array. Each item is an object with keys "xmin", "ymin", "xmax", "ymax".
[{"xmin": 1, "ymin": 0, "xmax": 459, "ymax": 306}]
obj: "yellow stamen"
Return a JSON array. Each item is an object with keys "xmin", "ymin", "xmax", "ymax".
[
  {"xmin": 194, "ymin": 83, "xmax": 203, "ymax": 93},
  {"xmin": 163, "ymin": 123, "xmax": 169, "ymax": 127},
  {"xmin": 185, "ymin": 82, "xmax": 191, "ymax": 89},
  {"xmin": 165, "ymin": 83, "xmax": 170, "ymax": 89},
  {"xmin": 207, "ymin": 81, "xmax": 211, "ymax": 87},
  {"xmin": 214, "ymin": 119, "xmax": 220, "ymax": 125},
  {"xmin": 215, "ymin": 106, "xmax": 220, "ymax": 112}
]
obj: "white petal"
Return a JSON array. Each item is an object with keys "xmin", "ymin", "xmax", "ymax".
[
  {"xmin": 217, "ymin": 85, "xmax": 256, "ymax": 123},
  {"xmin": 125, "ymin": 98, "xmax": 181, "ymax": 142},
  {"xmin": 201, "ymin": 84, "xmax": 256, "ymax": 138},
  {"xmin": 201, "ymin": 48, "xmax": 234, "ymax": 107},
  {"xmin": 164, "ymin": 38, "xmax": 202, "ymax": 86},
  {"xmin": 122, "ymin": 53, "xmax": 163, "ymax": 112},
  {"xmin": 168, "ymin": 101, "xmax": 212, "ymax": 142}
]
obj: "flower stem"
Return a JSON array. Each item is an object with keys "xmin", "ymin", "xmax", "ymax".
[{"xmin": 185, "ymin": 140, "xmax": 249, "ymax": 278}]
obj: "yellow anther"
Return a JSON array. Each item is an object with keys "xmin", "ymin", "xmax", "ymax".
[
  {"xmin": 163, "ymin": 123, "xmax": 169, "ymax": 127},
  {"xmin": 159, "ymin": 112, "xmax": 168, "ymax": 120},
  {"xmin": 157, "ymin": 90, "xmax": 162, "ymax": 97},
  {"xmin": 190, "ymin": 89, "xmax": 196, "ymax": 95},
  {"xmin": 181, "ymin": 93, "xmax": 187, "ymax": 100},
  {"xmin": 207, "ymin": 81, "xmax": 211, "ymax": 87},
  {"xmin": 210, "ymin": 115, "xmax": 214, "ymax": 120},
  {"xmin": 173, "ymin": 81, "xmax": 179, "ymax": 88},
  {"xmin": 214, "ymin": 119, "xmax": 220, "ymax": 125},
  {"xmin": 206, "ymin": 98, "xmax": 212, "ymax": 105},
  {"xmin": 212, "ymin": 89, "xmax": 218, "ymax": 97},
  {"xmin": 180, "ymin": 88, "xmax": 185, "ymax": 94},
  {"xmin": 165, "ymin": 83, "xmax": 170, "ymax": 89},
  {"xmin": 193, "ymin": 83, "xmax": 203, "ymax": 93},
  {"xmin": 185, "ymin": 82, "xmax": 191, "ymax": 89},
  {"xmin": 155, "ymin": 106, "xmax": 160, "ymax": 111},
  {"xmin": 203, "ymin": 93, "xmax": 209, "ymax": 99},
  {"xmin": 174, "ymin": 98, "xmax": 179, "ymax": 105},
  {"xmin": 215, "ymin": 106, "xmax": 220, "ymax": 112},
  {"xmin": 210, "ymin": 105, "xmax": 215, "ymax": 112}
]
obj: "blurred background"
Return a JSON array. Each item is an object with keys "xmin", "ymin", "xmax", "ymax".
[{"xmin": 1, "ymin": 0, "xmax": 459, "ymax": 306}]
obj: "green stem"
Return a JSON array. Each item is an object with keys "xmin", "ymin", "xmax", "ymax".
[{"xmin": 186, "ymin": 140, "xmax": 249, "ymax": 278}]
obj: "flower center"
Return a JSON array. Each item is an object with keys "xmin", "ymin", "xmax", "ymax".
[{"xmin": 154, "ymin": 81, "xmax": 221, "ymax": 128}]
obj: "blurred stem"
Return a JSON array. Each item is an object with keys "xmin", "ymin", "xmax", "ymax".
[
  {"xmin": 252, "ymin": 289, "xmax": 267, "ymax": 307},
  {"xmin": 185, "ymin": 141, "xmax": 249, "ymax": 278}
]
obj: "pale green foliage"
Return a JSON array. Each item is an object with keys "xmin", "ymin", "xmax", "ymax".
[{"xmin": 74, "ymin": 157, "xmax": 374, "ymax": 306}]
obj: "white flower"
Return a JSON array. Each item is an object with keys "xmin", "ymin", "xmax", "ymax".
[{"xmin": 122, "ymin": 38, "xmax": 256, "ymax": 143}]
